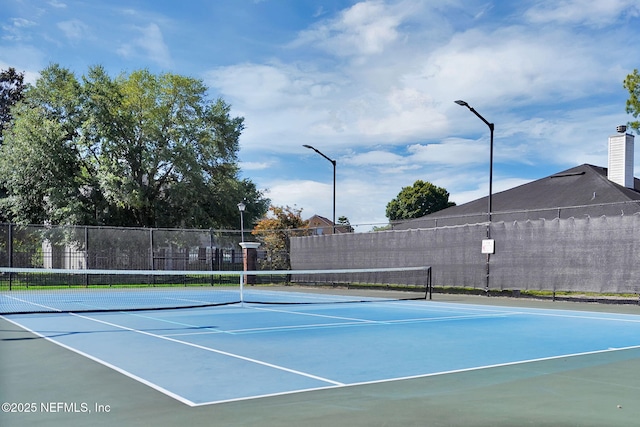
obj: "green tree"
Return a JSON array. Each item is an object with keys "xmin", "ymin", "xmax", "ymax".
[
  {"xmin": 337, "ymin": 215, "xmax": 354, "ymax": 232},
  {"xmin": 0, "ymin": 67, "xmax": 26, "ymax": 222},
  {"xmin": 372, "ymin": 224, "xmax": 392, "ymax": 231},
  {"xmin": 252, "ymin": 205, "xmax": 309, "ymax": 270},
  {"xmin": 0, "ymin": 67, "xmax": 25, "ymax": 145},
  {"xmin": 0, "ymin": 65, "xmax": 87, "ymax": 225},
  {"xmin": 385, "ymin": 180, "xmax": 455, "ymax": 221},
  {"xmin": 0, "ymin": 64, "xmax": 269, "ymax": 228},
  {"xmin": 624, "ymin": 69, "xmax": 640, "ymax": 134}
]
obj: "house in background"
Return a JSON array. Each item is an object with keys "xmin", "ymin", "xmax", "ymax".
[
  {"xmin": 395, "ymin": 127, "xmax": 640, "ymax": 230},
  {"xmin": 307, "ymin": 214, "xmax": 352, "ymax": 235}
]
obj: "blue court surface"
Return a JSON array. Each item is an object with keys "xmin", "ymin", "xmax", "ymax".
[{"xmin": 4, "ymin": 299, "xmax": 640, "ymax": 406}]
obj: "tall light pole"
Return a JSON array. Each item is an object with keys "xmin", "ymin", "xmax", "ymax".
[
  {"xmin": 454, "ymin": 100, "xmax": 494, "ymax": 224},
  {"xmin": 455, "ymin": 100, "xmax": 494, "ymax": 295},
  {"xmin": 237, "ymin": 201, "xmax": 246, "ymax": 243},
  {"xmin": 303, "ymin": 144, "xmax": 336, "ymax": 234}
]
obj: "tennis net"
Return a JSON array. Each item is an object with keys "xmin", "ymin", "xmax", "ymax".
[{"xmin": 0, "ymin": 266, "xmax": 432, "ymax": 314}]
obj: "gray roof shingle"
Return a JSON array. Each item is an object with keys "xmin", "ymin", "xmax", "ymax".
[{"xmin": 394, "ymin": 164, "xmax": 640, "ymax": 229}]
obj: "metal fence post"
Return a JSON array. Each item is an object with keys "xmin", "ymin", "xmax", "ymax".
[
  {"xmin": 8, "ymin": 223, "xmax": 13, "ymax": 290},
  {"xmin": 149, "ymin": 228, "xmax": 154, "ymax": 271}
]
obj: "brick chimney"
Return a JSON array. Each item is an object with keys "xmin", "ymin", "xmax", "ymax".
[{"xmin": 608, "ymin": 125, "xmax": 635, "ymax": 188}]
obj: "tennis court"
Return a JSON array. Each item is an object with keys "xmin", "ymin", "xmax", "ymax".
[{"xmin": 3, "ymin": 287, "xmax": 640, "ymax": 426}]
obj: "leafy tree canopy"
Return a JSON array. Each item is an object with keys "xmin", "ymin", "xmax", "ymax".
[
  {"xmin": 385, "ymin": 180, "xmax": 455, "ymax": 221},
  {"xmin": 624, "ymin": 69, "xmax": 640, "ymax": 134},
  {"xmin": 0, "ymin": 67, "xmax": 25, "ymax": 145},
  {"xmin": 0, "ymin": 67, "xmax": 26, "ymax": 222},
  {"xmin": 0, "ymin": 64, "xmax": 269, "ymax": 228},
  {"xmin": 252, "ymin": 205, "xmax": 309, "ymax": 269}
]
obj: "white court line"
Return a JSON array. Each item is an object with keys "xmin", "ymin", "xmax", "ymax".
[
  {"xmin": 7, "ymin": 301, "xmax": 640, "ymax": 407},
  {"xmin": 5, "ymin": 307, "xmax": 640, "ymax": 408},
  {"xmin": 457, "ymin": 302, "xmax": 640, "ymax": 324},
  {"xmin": 135, "ymin": 300, "xmax": 512, "ymax": 337},
  {"xmin": 166, "ymin": 321, "xmax": 369, "ymax": 337},
  {"xmin": 1, "ymin": 314, "xmax": 196, "ymax": 406},
  {"xmin": 386, "ymin": 299, "xmax": 525, "ymax": 314},
  {"xmin": 190, "ymin": 343, "xmax": 640, "ymax": 407},
  {"xmin": 215, "ymin": 313, "xmax": 516, "ymax": 335},
  {"xmin": 123, "ymin": 307, "xmax": 376, "ymax": 337},
  {"xmin": 1, "ymin": 294, "xmax": 64, "ymax": 312},
  {"xmin": 510, "ymin": 310, "xmax": 640, "ymax": 323},
  {"xmin": 386, "ymin": 299, "xmax": 640, "ymax": 324},
  {"xmin": 163, "ymin": 303, "xmax": 516, "ymax": 336},
  {"xmin": 251, "ymin": 305, "xmax": 384, "ymax": 323},
  {"xmin": 1, "ymin": 311, "xmax": 346, "ymax": 407},
  {"xmin": 70, "ymin": 312, "xmax": 345, "ymax": 384},
  {"xmin": 122, "ymin": 306, "xmax": 382, "ymax": 337},
  {"xmin": 122, "ymin": 311, "xmax": 231, "ymax": 335},
  {"xmin": 118, "ymin": 310, "xmax": 389, "ymax": 337}
]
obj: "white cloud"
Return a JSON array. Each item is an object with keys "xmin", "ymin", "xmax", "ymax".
[
  {"xmin": 419, "ymin": 26, "xmax": 617, "ymax": 110},
  {"xmin": 2, "ymin": 18, "xmax": 37, "ymax": 41},
  {"xmin": 291, "ymin": 1, "xmax": 405, "ymax": 57},
  {"xmin": 343, "ymin": 150, "xmax": 404, "ymax": 166},
  {"xmin": 0, "ymin": 47, "xmax": 44, "ymax": 83},
  {"xmin": 525, "ymin": 0, "xmax": 640, "ymax": 27},
  {"xmin": 407, "ymin": 139, "xmax": 488, "ymax": 166},
  {"xmin": 48, "ymin": 0, "xmax": 67, "ymax": 8},
  {"xmin": 207, "ymin": 63, "xmax": 340, "ymax": 111},
  {"xmin": 240, "ymin": 161, "xmax": 272, "ymax": 171},
  {"xmin": 210, "ymin": 0, "xmax": 631, "ymax": 164},
  {"xmin": 350, "ymin": 87, "xmax": 448, "ymax": 141},
  {"xmin": 264, "ymin": 180, "xmax": 329, "ymax": 215},
  {"xmin": 117, "ymin": 23, "xmax": 171, "ymax": 68},
  {"xmin": 9, "ymin": 18, "xmax": 36, "ymax": 28},
  {"xmin": 206, "ymin": 62, "xmax": 359, "ymax": 152},
  {"xmin": 57, "ymin": 19, "xmax": 89, "ymax": 41},
  {"xmin": 208, "ymin": 61, "xmax": 449, "ymax": 152},
  {"xmin": 264, "ymin": 177, "xmax": 394, "ymax": 229}
]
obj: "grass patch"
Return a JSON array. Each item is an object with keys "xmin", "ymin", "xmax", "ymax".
[{"xmin": 432, "ymin": 286, "xmax": 640, "ymax": 304}]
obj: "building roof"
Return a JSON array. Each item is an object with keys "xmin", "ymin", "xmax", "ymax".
[
  {"xmin": 394, "ymin": 164, "xmax": 640, "ymax": 230},
  {"xmin": 308, "ymin": 214, "xmax": 334, "ymax": 226},
  {"xmin": 307, "ymin": 214, "xmax": 352, "ymax": 233}
]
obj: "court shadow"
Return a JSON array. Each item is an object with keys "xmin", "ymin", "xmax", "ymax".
[{"xmin": 0, "ymin": 324, "xmax": 219, "ymax": 341}]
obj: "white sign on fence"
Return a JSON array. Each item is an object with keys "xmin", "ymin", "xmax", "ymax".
[{"xmin": 481, "ymin": 239, "xmax": 495, "ymax": 254}]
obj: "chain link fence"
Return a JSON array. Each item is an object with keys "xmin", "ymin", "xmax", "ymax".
[
  {"xmin": 0, "ymin": 223, "xmax": 310, "ymax": 273},
  {"xmin": 3, "ymin": 204, "xmax": 640, "ymax": 296},
  {"xmin": 0, "ymin": 224, "xmax": 246, "ymax": 271}
]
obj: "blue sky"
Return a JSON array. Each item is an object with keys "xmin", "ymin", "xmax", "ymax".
[{"xmin": 2, "ymin": 0, "xmax": 640, "ymax": 230}]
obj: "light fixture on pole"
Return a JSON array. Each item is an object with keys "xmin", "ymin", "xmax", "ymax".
[
  {"xmin": 237, "ymin": 201, "xmax": 246, "ymax": 243},
  {"xmin": 455, "ymin": 100, "xmax": 495, "ymax": 296},
  {"xmin": 454, "ymin": 100, "xmax": 494, "ymax": 224},
  {"xmin": 303, "ymin": 144, "xmax": 337, "ymax": 233}
]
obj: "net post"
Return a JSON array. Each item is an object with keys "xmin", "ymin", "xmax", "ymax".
[
  {"xmin": 8, "ymin": 223, "xmax": 13, "ymax": 290},
  {"xmin": 239, "ymin": 272, "xmax": 244, "ymax": 307},
  {"xmin": 84, "ymin": 226, "xmax": 89, "ymax": 287}
]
